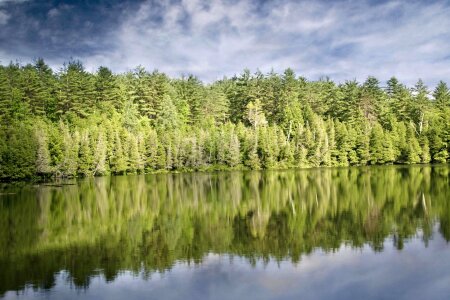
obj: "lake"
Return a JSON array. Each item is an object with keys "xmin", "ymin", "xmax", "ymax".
[{"xmin": 0, "ymin": 165, "xmax": 449, "ymax": 299}]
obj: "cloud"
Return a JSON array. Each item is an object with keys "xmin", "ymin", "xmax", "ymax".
[
  {"xmin": 81, "ymin": 0, "xmax": 450, "ymax": 86},
  {"xmin": 1, "ymin": 0, "xmax": 450, "ymax": 87},
  {"xmin": 0, "ymin": 9, "xmax": 9, "ymax": 24},
  {"xmin": 27, "ymin": 234, "xmax": 450, "ymax": 300},
  {"xmin": 0, "ymin": 0, "xmax": 29, "ymax": 8}
]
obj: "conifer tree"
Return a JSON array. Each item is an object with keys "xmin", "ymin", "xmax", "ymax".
[
  {"xmin": 93, "ymin": 129, "xmax": 108, "ymax": 175},
  {"xmin": 355, "ymin": 123, "xmax": 370, "ymax": 165},
  {"xmin": 419, "ymin": 135, "xmax": 431, "ymax": 163},
  {"xmin": 60, "ymin": 123, "xmax": 79, "ymax": 177},
  {"xmin": 405, "ymin": 125, "xmax": 421, "ymax": 164},
  {"xmin": 369, "ymin": 124, "xmax": 385, "ymax": 164},
  {"xmin": 1, "ymin": 60, "xmax": 449, "ymax": 179},
  {"xmin": 78, "ymin": 130, "xmax": 94, "ymax": 175},
  {"xmin": 127, "ymin": 132, "xmax": 141, "ymax": 173},
  {"xmin": 111, "ymin": 131, "xmax": 127, "ymax": 174},
  {"xmin": 144, "ymin": 129, "xmax": 159, "ymax": 170},
  {"xmin": 95, "ymin": 66, "xmax": 118, "ymax": 105},
  {"xmin": 202, "ymin": 85, "xmax": 229, "ymax": 124},
  {"xmin": 35, "ymin": 125, "xmax": 52, "ymax": 175},
  {"xmin": 433, "ymin": 81, "xmax": 450, "ymax": 109},
  {"xmin": 0, "ymin": 67, "xmax": 11, "ymax": 119},
  {"xmin": 335, "ymin": 121, "xmax": 350, "ymax": 165},
  {"xmin": 225, "ymin": 134, "xmax": 240, "ymax": 168}
]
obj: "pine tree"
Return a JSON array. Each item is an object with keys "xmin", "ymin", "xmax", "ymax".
[
  {"xmin": 247, "ymin": 145, "xmax": 260, "ymax": 169},
  {"xmin": 137, "ymin": 132, "xmax": 147, "ymax": 171},
  {"xmin": 78, "ymin": 130, "xmax": 94, "ymax": 175},
  {"xmin": 202, "ymin": 84, "xmax": 229, "ymax": 124},
  {"xmin": 20, "ymin": 65, "xmax": 46, "ymax": 116},
  {"xmin": 144, "ymin": 129, "xmax": 159, "ymax": 170},
  {"xmin": 347, "ymin": 126, "xmax": 359, "ymax": 165},
  {"xmin": 433, "ymin": 81, "xmax": 450, "ymax": 109},
  {"xmin": 228, "ymin": 69, "xmax": 252, "ymax": 124},
  {"xmin": 1, "ymin": 60, "xmax": 450, "ymax": 179},
  {"xmin": 405, "ymin": 125, "xmax": 421, "ymax": 164},
  {"xmin": 326, "ymin": 119, "xmax": 339, "ymax": 166},
  {"xmin": 355, "ymin": 123, "xmax": 370, "ymax": 165},
  {"xmin": 225, "ymin": 132, "xmax": 241, "ymax": 167},
  {"xmin": 175, "ymin": 75, "xmax": 205, "ymax": 124},
  {"xmin": 335, "ymin": 121, "xmax": 350, "ymax": 166},
  {"xmin": 246, "ymin": 99, "xmax": 267, "ymax": 129},
  {"xmin": 93, "ymin": 129, "xmax": 108, "ymax": 175},
  {"xmin": 277, "ymin": 68, "xmax": 301, "ymax": 130},
  {"xmin": 360, "ymin": 76, "xmax": 384, "ymax": 122},
  {"xmin": 35, "ymin": 125, "xmax": 52, "ymax": 175},
  {"xmin": 127, "ymin": 132, "xmax": 141, "ymax": 173},
  {"xmin": 411, "ymin": 79, "xmax": 429, "ymax": 134},
  {"xmin": 369, "ymin": 124, "xmax": 385, "ymax": 164},
  {"xmin": 57, "ymin": 61, "xmax": 95, "ymax": 118},
  {"xmin": 0, "ymin": 67, "xmax": 11, "ymax": 119},
  {"xmin": 34, "ymin": 58, "xmax": 57, "ymax": 119},
  {"xmin": 0, "ymin": 122, "xmax": 37, "ymax": 179},
  {"xmin": 335, "ymin": 81, "xmax": 361, "ymax": 124},
  {"xmin": 111, "ymin": 131, "xmax": 127, "ymax": 174},
  {"xmin": 156, "ymin": 94, "xmax": 179, "ymax": 129},
  {"xmin": 419, "ymin": 135, "xmax": 431, "ymax": 163},
  {"xmin": 60, "ymin": 123, "xmax": 79, "ymax": 177},
  {"xmin": 95, "ymin": 66, "xmax": 118, "ymax": 105},
  {"xmin": 382, "ymin": 131, "xmax": 396, "ymax": 164}
]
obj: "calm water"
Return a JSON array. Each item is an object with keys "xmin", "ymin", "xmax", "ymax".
[{"xmin": 0, "ymin": 165, "xmax": 449, "ymax": 300}]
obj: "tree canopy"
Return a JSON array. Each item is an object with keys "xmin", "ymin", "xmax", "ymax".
[{"xmin": 0, "ymin": 60, "xmax": 449, "ymax": 180}]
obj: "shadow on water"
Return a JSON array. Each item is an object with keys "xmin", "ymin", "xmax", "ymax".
[{"xmin": 0, "ymin": 165, "xmax": 449, "ymax": 296}]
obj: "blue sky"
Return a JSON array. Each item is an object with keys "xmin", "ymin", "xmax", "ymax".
[{"xmin": 1, "ymin": 0, "xmax": 449, "ymax": 86}]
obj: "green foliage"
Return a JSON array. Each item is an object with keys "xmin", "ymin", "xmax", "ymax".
[
  {"xmin": 0, "ymin": 60, "xmax": 448, "ymax": 180},
  {"xmin": 0, "ymin": 121, "xmax": 37, "ymax": 179},
  {"xmin": 0, "ymin": 166, "xmax": 449, "ymax": 293}
]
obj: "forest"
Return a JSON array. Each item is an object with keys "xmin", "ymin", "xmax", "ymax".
[{"xmin": 0, "ymin": 59, "xmax": 449, "ymax": 180}]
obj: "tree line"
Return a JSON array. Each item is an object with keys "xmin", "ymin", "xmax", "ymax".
[{"xmin": 0, "ymin": 59, "xmax": 449, "ymax": 180}]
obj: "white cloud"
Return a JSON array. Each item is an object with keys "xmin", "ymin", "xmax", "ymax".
[
  {"xmin": 0, "ymin": 9, "xmax": 10, "ymax": 24},
  {"xmin": 47, "ymin": 8, "xmax": 59, "ymax": 18},
  {"xmin": 0, "ymin": 0, "xmax": 29, "ymax": 7},
  {"xmin": 3, "ymin": 0, "xmax": 450, "ymax": 87},
  {"xmin": 80, "ymin": 0, "xmax": 450, "ymax": 87}
]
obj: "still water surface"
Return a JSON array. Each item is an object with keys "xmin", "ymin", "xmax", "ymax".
[{"xmin": 0, "ymin": 165, "xmax": 449, "ymax": 299}]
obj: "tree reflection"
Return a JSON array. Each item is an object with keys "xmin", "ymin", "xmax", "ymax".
[{"xmin": 0, "ymin": 165, "xmax": 449, "ymax": 295}]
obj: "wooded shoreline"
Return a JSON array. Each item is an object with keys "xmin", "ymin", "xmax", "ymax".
[{"xmin": 1, "ymin": 59, "xmax": 449, "ymax": 181}]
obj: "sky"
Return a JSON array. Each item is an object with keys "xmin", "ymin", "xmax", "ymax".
[{"xmin": 0, "ymin": 0, "xmax": 450, "ymax": 86}]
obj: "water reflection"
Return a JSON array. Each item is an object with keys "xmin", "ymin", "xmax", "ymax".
[{"xmin": 0, "ymin": 165, "xmax": 449, "ymax": 298}]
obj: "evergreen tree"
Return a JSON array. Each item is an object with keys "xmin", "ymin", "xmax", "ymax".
[
  {"xmin": 60, "ymin": 122, "xmax": 79, "ymax": 177},
  {"xmin": 369, "ymin": 124, "xmax": 385, "ymax": 164},
  {"xmin": 111, "ymin": 131, "xmax": 127, "ymax": 174},
  {"xmin": 411, "ymin": 79, "xmax": 429, "ymax": 134},
  {"xmin": 78, "ymin": 130, "xmax": 94, "ymax": 175},
  {"xmin": 35, "ymin": 125, "xmax": 52, "ymax": 175},
  {"xmin": 419, "ymin": 134, "xmax": 431, "ymax": 163},
  {"xmin": 360, "ymin": 76, "xmax": 384, "ymax": 122},
  {"xmin": 202, "ymin": 85, "xmax": 229, "ymax": 124},
  {"xmin": 1, "ymin": 60, "xmax": 449, "ymax": 180},
  {"xmin": 93, "ymin": 129, "xmax": 108, "ymax": 175},
  {"xmin": 0, "ymin": 67, "xmax": 11, "ymax": 119},
  {"xmin": 127, "ymin": 132, "xmax": 141, "ymax": 173},
  {"xmin": 405, "ymin": 125, "xmax": 421, "ymax": 164},
  {"xmin": 95, "ymin": 66, "xmax": 118, "ymax": 105},
  {"xmin": 433, "ymin": 81, "xmax": 450, "ymax": 109},
  {"xmin": 225, "ymin": 132, "xmax": 241, "ymax": 167}
]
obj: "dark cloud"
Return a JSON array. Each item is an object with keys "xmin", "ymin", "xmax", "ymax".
[
  {"xmin": 0, "ymin": 0, "xmax": 138, "ymax": 62},
  {"xmin": 0, "ymin": 0, "xmax": 450, "ymax": 86}
]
